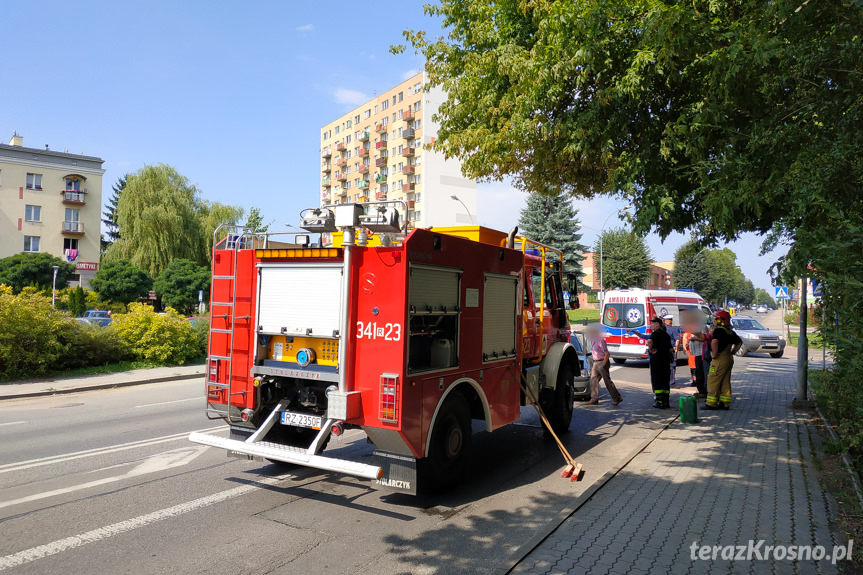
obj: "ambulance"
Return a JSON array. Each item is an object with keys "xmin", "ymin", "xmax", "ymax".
[{"xmin": 600, "ymin": 288, "xmax": 710, "ymax": 364}]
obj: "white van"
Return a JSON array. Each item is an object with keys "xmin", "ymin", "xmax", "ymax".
[{"xmin": 600, "ymin": 288, "xmax": 710, "ymax": 363}]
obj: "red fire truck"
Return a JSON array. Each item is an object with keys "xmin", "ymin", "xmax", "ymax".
[{"xmin": 189, "ymin": 203, "xmax": 580, "ymax": 493}]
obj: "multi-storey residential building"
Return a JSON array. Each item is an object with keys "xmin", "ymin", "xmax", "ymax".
[
  {"xmin": 0, "ymin": 133, "xmax": 105, "ymax": 286},
  {"xmin": 582, "ymin": 251, "xmax": 673, "ymax": 291},
  {"xmin": 319, "ymin": 72, "xmax": 477, "ymax": 228}
]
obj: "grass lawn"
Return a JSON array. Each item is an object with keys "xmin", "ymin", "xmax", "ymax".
[
  {"xmin": 567, "ymin": 308, "xmax": 601, "ymax": 324},
  {"xmin": 0, "ymin": 358, "xmax": 206, "ymax": 384},
  {"xmin": 788, "ymin": 333, "xmax": 826, "ymax": 349}
]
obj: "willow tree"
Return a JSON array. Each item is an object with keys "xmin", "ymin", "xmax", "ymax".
[{"xmin": 106, "ymin": 164, "xmax": 243, "ymax": 276}]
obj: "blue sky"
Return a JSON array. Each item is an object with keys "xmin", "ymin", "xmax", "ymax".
[{"xmin": 1, "ymin": 1, "xmax": 786, "ymax": 292}]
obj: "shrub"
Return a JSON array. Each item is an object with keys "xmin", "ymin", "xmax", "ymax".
[
  {"xmin": 190, "ymin": 317, "xmax": 209, "ymax": 357},
  {"xmin": 60, "ymin": 323, "xmax": 130, "ymax": 370},
  {"xmin": 0, "ymin": 286, "xmax": 77, "ymax": 380},
  {"xmin": 113, "ymin": 303, "xmax": 200, "ymax": 365}
]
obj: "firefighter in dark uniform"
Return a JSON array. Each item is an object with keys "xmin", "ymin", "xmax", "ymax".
[
  {"xmin": 647, "ymin": 316, "xmax": 673, "ymax": 408},
  {"xmin": 704, "ymin": 310, "xmax": 743, "ymax": 410}
]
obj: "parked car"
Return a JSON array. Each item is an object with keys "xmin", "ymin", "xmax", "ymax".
[
  {"xmin": 76, "ymin": 309, "xmax": 112, "ymax": 327},
  {"xmin": 568, "ymin": 329, "xmax": 592, "ymax": 400},
  {"xmin": 731, "ymin": 315, "xmax": 786, "ymax": 358},
  {"xmin": 756, "ymin": 305, "xmax": 769, "ymax": 314},
  {"xmin": 186, "ymin": 316, "xmax": 208, "ymax": 327}
]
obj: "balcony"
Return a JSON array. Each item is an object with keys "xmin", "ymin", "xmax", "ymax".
[
  {"xmin": 375, "ymin": 140, "xmax": 388, "ymax": 150},
  {"xmin": 335, "ymin": 142, "xmax": 346, "ymax": 151},
  {"xmin": 62, "ymin": 190, "xmax": 86, "ymax": 204},
  {"xmin": 375, "ymin": 123, "xmax": 387, "ymax": 134},
  {"xmin": 402, "ymin": 129, "xmax": 416, "ymax": 139},
  {"xmin": 401, "ymin": 147, "xmax": 415, "ymax": 157},
  {"xmin": 323, "ymin": 149, "xmax": 332, "ymax": 158},
  {"xmin": 358, "ymin": 180, "xmax": 370, "ymax": 189},
  {"xmin": 402, "ymin": 165, "xmax": 416, "ymax": 174},
  {"xmin": 336, "ymin": 172, "xmax": 347, "ymax": 182},
  {"xmin": 358, "ymin": 164, "xmax": 369, "ymax": 174},
  {"xmin": 358, "ymin": 147, "xmax": 369, "ymax": 157},
  {"xmin": 321, "ymin": 191, "xmax": 331, "ymax": 202},
  {"xmin": 358, "ymin": 195, "xmax": 370, "ymax": 202},
  {"xmin": 403, "ymin": 108, "xmax": 414, "ymax": 121},
  {"xmin": 63, "ymin": 221, "xmax": 84, "ymax": 234},
  {"xmin": 375, "ymin": 157, "xmax": 388, "ymax": 167},
  {"xmin": 375, "ymin": 173, "xmax": 388, "ymax": 183},
  {"xmin": 359, "ymin": 131, "xmax": 370, "ymax": 142},
  {"xmin": 322, "ymin": 162, "xmax": 331, "ymax": 173},
  {"xmin": 375, "ymin": 191, "xmax": 386, "ymax": 200},
  {"xmin": 322, "ymin": 177, "xmax": 332, "ymax": 187},
  {"xmin": 334, "ymin": 157, "xmax": 347, "ymax": 167},
  {"xmin": 403, "ymin": 183, "xmax": 416, "ymax": 192}
]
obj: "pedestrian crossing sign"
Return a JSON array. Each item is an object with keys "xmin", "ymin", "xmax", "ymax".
[{"xmin": 774, "ymin": 286, "xmax": 790, "ymax": 299}]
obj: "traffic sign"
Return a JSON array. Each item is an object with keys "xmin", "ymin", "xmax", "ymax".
[
  {"xmin": 811, "ymin": 282, "xmax": 823, "ymax": 297},
  {"xmin": 774, "ymin": 286, "xmax": 790, "ymax": 300}
]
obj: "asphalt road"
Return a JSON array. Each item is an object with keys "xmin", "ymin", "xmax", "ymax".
[{"xmin": 0, "ymin": 315, "xmax": 787, "ymax": 574}]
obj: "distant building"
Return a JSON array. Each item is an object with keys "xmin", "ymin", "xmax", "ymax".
[
  {"xmin": 319, "ymin": 72, "xmax": 476, "ymax": 229},
  {"xmin": 0, "ymin": 133, "xmax": 105, "ymax": 286},
  {"xmin": 581, "ymin": 251, "xmax": 674, "ymax": 291}
]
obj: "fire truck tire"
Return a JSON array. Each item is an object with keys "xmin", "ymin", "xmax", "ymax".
[
  {"xmin": 419, "ymin": 392, "xmax": 472, "ymax": 492},
  {"xmin": 612, "ymin": 358, "xmax": 627, "ymax": 365},
  {"xmin": 544, "ymin": 361, "xmax": 574, "ymax": 436}
]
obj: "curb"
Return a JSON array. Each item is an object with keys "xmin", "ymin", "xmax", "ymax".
[
  {"xmin": 0, "ymin": 372, "xmax": 204, "ymax": 401},
  {"xmin": 492, "ymin": 412, "xmax": 679, "ymax": 575}
]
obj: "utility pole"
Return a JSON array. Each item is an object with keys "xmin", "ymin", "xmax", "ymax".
[{"xmin": 794, "ymin": 275, "xmax": 810, "ymax": 406}]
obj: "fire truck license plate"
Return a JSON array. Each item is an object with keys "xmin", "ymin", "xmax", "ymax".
[{"xmin": 280, "ymin": 412, "xmax": 324, "ymax": 429}]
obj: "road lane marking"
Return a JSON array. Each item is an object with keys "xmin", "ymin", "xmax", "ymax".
[
  {"xmin": 134, "ymin": 398, "xmax": 201, "ymax": 408},
  {"xmin": 0, "ymin": 426, "xmax": 224, "ymax": 476},
  {"xmin": 0, "ymin": 421, "xmax": 26, "ymax": 427},
  {"xmin": 0, "ymin": 473, "xmax": 292, "ymax": 572},
  {"xmin": 0, "ymin": 447, "xmax": 209, "ymax": 511}
]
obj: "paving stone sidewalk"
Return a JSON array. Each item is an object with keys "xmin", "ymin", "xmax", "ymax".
[{"xmin": 511, "ymin": 356, "xmax": 846, "ymax": 575}]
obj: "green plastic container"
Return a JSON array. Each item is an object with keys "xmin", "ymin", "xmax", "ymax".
[{"xmin": 680, "ymin": 396, "xmax": 698, "ymax": 423}]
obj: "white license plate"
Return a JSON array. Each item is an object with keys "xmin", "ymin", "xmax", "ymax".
[{"xmin": 280, "ymin": 411, "xmax": 324, "ymax": 429}]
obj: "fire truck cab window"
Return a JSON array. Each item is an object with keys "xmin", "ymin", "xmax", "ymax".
[
  {"xmin": 531, "ymin": 269, "xmax": 555, "ymax": 309},
  {"xmin": 407, "ymin": 265, "xmax": 460, "ymax": 373}
]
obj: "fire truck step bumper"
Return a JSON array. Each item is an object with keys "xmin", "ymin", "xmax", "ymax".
[{"xmin": 188, "ymin": 432, "xmax": 383, "ymax": 481}]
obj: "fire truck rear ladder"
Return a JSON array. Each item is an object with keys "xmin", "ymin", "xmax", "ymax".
[
  {"xmin": 206, "ymin": 229, "xmax": 246, "ymax": 422},
  {"xmin": 190, "ymin": 400, "xmax": 384, "ymax": 481}
]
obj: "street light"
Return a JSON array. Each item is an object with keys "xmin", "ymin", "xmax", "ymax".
[
  {"xmin": 577, "ymin": 204, "xmax": 632, "ymax": 302},
  {"xmin": 450, "ymin": 194, "xmax": 474, "ymax": 225},
  {"xmin": 51, "ymin": 265, "xmax": 59, "ymax": 308}
]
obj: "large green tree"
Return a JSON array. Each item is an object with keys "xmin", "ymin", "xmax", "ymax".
[
  {"xmin": 0, "ymin": 253, "xmax": 75, "ymax": 293},
  {"xmin": 594, "ymin": 228, "xmax": 652, "ymax": 290},
  {"xmin": 154, "ymin": 259, "xmax": 210, "ymax": 315},
  {"xmin": 518, "ymin": 193, "xmax": 586, "ymax": 271},
  {"xmin": 89, "ymin": 259, "xmax": 152, "ymax": 309},
  {"xmin": 105, "ymin": 164, "xmax": 243, "ymax": 276}
]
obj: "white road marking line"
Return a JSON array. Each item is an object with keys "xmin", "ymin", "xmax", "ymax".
[
  {"xmin": 133, "ymin": 397, "xmax": 201, "ymax": 408},
  {"xmin": 0, "ymin": 473, "xmax": 291, "ymax": 572},
  {"xmin": 0, "ymin": 421, "xmax": 27, "ymax": 427},
  {"xmin": 0, "ymin": 447, "xmax": 209, "ymax": 511},
  {"xmin": 0, "ymin": 426, "xmax": 224, "ymax": 476}
]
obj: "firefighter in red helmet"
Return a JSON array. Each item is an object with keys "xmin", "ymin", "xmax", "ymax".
[{"xmin": 705, "ymin": 310, "xmax": 743, "ymax": 410}]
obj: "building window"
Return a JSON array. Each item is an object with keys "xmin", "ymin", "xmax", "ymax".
[
  {"xmin": 415, "ymin": 175, "xmax": 421, "ymax": 184},
  {"xmin": 414, "ymin": 101, "xmax": 422, "ymax": 111},
  {"xmin": 64, "ymin": 238, "xmax": 79, "ymax": 251},
  {"xmin": 346, "ymin": 119, "xmax": 352, "ymax": 128},
  {"xmin": 382, "ymin": 117, "xmax": 388, "ymax": 127},
  {"xmin": 25, "ymin": 205, "xmax": 41, "ymax": 222},
  {"xmin": 414, "ymin": 211, "xmax": 421, "ymax": 220},
  {"xmin": 381, "ymin": 100, "xmax": 389, "ymax": 111},
  {"xmin": 24, "ymin": 236, "xmax": 40, "ymax": 252},
  {"xmin": 355, "ymin": 115, "xmax": 360, "ymax": 124},
  {"xmin": 65, "ymin": 208, "xmax": 80, "ymax": 229},
  {"xmin": 26, "ymin": 173, "xmax": 43, "ymax": 190},
  {"xmin": 346, "ymin": 135, "xmax": 351, "ymax": 144},
  {"xmin": 364, "ymin": 109, "xmax": 371, "ymax": 119},
  {"xmin": 374, "ymin": 105, "xmax": 378, "ymax": 114},
  {"xmin": 398, "ymin": 91, "xmax": 403, "ymax": 102},
  {"xmin": 65, "ymin": 178, "xmax": 81, "ymax": 191},
  {"xmin": 335, "ymin": 126, "xmax": 340, "ymax": 134},
  {"xmin": 415, "ymin": 192, "xmax": 422, "ymax": 202},
  {"xmin": 414, "ymin": 120, "xmax": 422, "ymax": 130},
  {"xmin": 414, "ymin": 82, "xmax": 421, "ymax": 94}
]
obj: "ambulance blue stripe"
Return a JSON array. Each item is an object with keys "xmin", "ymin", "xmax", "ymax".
[{"xmin": 604, "ymin": 327, "xmax": 648, "ymax": 336}]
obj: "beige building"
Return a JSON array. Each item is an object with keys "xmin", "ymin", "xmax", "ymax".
[
  {"xmin": 319, "ymin": 72, "xmax": 476, "ymax": 228},
  {"xmin": 0, "ymin": 133, "xmax": 105, "ymax": 286}
]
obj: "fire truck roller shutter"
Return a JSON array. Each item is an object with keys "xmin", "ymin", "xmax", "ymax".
[
  {"xmin": 483, "ymin": 273, "xmax": 518, "ymax": 361},
  {"xmin": 408, "ymin": 265, "xmax": 461, "ymax": 371},
  {"xmin": 540, "ymin": 342, "xmax": 578, "ymax": 391},
  {"xmin": 257, "ymin": 263, "xmax": 343, "ymax": 337}
]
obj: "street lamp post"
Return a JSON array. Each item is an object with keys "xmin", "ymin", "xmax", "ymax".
[
  {"xmin": 51, "ymin": 265, "xmax": 59, "ymax": 308},
  {"xmin": 450, "ymin": 195, "xmax": 474, "ymax": 224}
]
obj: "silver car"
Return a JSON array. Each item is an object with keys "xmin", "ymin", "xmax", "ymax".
[
  {"xmin": 731, "ymin": 315, "xmax": 786, "ymax": 358},
  {"xmin": 568, "ymin": 329, "xmax": 593, "ymax": 400}
]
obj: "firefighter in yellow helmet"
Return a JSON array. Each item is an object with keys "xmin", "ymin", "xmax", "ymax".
[{"xmin": 704, "ymin": 310, "xmax": 743, "ymax": 410}]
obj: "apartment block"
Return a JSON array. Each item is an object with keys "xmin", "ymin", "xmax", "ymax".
[
  {"xmin": 0, "ymin": 133, "xmax": 105, "ymax": 286},
  {"xmin": 319, "ymin": 72, "xmax": 476, "ymax": 228}
]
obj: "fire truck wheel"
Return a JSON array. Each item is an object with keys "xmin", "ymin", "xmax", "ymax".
[
  {"xmin": 419, "ymin": 392, "xmax": 472, "ymax": 492},
  {"xmin": 544, "ymin": 361, "xmax": 574, "ymax": 437}
]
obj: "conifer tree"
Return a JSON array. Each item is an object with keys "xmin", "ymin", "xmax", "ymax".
[{"xmin": 517, "ymin": 193, "xmax": 587, "ymax": 272}]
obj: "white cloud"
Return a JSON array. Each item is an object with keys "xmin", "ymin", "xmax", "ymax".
[
  {"xmin": 333, "ymin": 88, "xmax": 370, "ymax": 106},
  {"xmin": 402, "ymin": 68, "xmax": 420, "ymax": 80},
  {"xmin": 296, "ymin": 24, "xmax": 314, "ymax": 32}
]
